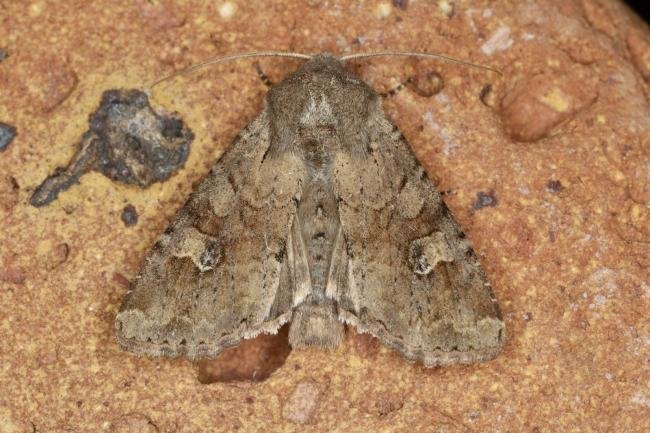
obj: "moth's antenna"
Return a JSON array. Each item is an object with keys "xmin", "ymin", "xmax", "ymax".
[
  {"xmin": 339, "ymin": 51, "xmax": 501, "ymax": 75},
  {"xmin": 149, "ymin": 51, "xmax": 313, "ymax": 90}
]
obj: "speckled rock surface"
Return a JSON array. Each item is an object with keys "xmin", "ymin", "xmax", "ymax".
[{"xmin": 0, "ymin": 1, "xmax": 648, "ymax": 432}]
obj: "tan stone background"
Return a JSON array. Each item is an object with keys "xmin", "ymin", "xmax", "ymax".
[{"xmin": 0, "ymin": 0, "xmax": 648, "ymax": 431}]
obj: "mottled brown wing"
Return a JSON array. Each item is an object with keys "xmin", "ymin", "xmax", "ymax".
[
  {"xmin": 330, "ymin": 111, "xmax": 505, "ymax": 366},
  {"xmin": 115, "ymin": 110, "xmax": 306, "ymax": 359}
]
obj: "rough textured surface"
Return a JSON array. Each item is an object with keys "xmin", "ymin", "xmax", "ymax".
[{"xmin": 0, "ymin": 0, "xmax": 648, "ymax": 432}]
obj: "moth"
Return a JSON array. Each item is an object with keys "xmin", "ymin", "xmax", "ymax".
[{"xmin": 115, "ymin": 52, "xmax": 505, "ymax": 367}]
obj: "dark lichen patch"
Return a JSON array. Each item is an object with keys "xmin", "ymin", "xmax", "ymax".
[
  {"xmin": 30, "ymin": 89, "xmax": 193, "ymax": 207},
  {"xmin": 0, "ymin": 122, "xmax": 17, "ymax": 152},
  {"xmin": 546, "ymin": 179, "xmax": 564, "ymax": 193},
  {"xmin": 472, "ymin": 190, "xmax": 498, "ymax": 210},
  {"xmin": 121, "ymin": 204, "xmax": 138, "ymax": 227},
  {"xmin": 0, "ymin": 49, "xmax": 7, "ymax": 62},
  {"xmin": 392, "ymin": 0, "xmax": 408, "ymax": 10}
]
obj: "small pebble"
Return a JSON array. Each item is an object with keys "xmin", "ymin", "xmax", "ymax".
[
  {"xmin": 282, "ymin": 380, "xmax": 323, "ymax": 424},
  {"xmin": 121, "ymin": 204, "xmax": 139, "ymax": 227},
  {"xmin": 376, "ymin": 2, "xmax": 392, "ymax": 19},
  {"xmin": 0, "ymin": 122, "xmax": 17, "ymax": 152},
  {"xmin": 438, "ymin": 0, "xmax": 454, "ymax": 17},
  {"xmin": 473, "ymin": 191, "xmax": 498, "ymax": 210},
  {"xmin": 218, "ymin": 2, "xmax": 237, "ymax": 19},
  {"xmin": 547, "ymin": 179, "xmax": 564, "ymax": 193},
  {"xmin": 499, "ymin": 68, "xmax": 597, "ymax": 142}
]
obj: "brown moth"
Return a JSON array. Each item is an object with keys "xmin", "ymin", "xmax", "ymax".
[{"xmin": 115, "ymin": 54, "xmax": 505, "ymax": 367}]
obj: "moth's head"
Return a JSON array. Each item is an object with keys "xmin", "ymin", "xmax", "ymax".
[{"xmin": 266, "ymin": 54, "xmax": 380, "ymax": 154}]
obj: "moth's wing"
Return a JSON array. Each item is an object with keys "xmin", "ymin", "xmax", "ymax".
[
  {"xmin": 115, "ymin": 110, "xmax": 306, "ymax": 359},
  {"xmin": 330, "ymin": 112, "xmax": 505, "ymax": 366}
]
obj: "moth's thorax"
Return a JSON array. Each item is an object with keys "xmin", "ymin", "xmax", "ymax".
[{"xmin": 267, "ymin": 55, "xmax": 379, "ymax": 156}]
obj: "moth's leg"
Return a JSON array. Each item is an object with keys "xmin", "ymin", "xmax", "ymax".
[
  {"xmin": 253, "ymin": 62, "xmax": 274, "ymax": 88},
  {"xmin": 440, "ymin": 189, "xmax": 456, "ymax": 197},
  {"xmin": 379, "ymin": 77, "xmax": 413, "ymax": 98}
]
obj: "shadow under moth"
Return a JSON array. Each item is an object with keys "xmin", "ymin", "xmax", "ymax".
[{"xmin": 115, "ymin": 53, "xmax": 505, "ymax": 367}]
